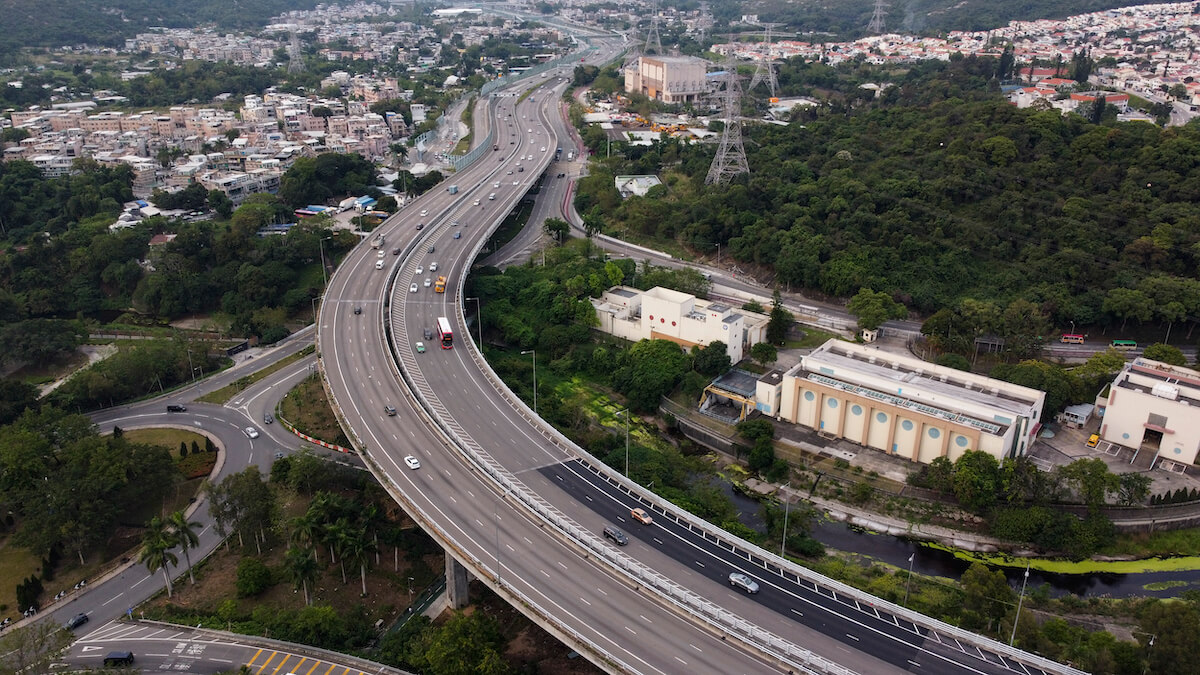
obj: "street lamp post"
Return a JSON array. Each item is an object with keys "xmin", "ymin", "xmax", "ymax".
[
  {"xmin": 186, "ymin": 350, "xmax": 196, "ymax": 385},
  {"xmin": 903, "ymin": 553, "xmax": 915, "ymax": 605},
  {"xmin": 319, "ymin": 235, "xmax": 332, "ymax": 290},
  {"xmin": 780, "ymin": 483, "xmax": 791, "ymax": 558},
  {"xmin": 618, "ymin": 408, "xmax": 630, "ymax": 476},
  {"xmin": 1069, "ymin": 320, "xmax": 1075, "ymax": 335},
  {"xmin": 521, "ymin": 349, "xmax": 536, "ymax": 415},
  {"xmin": 1009, "ymin": 563, "xmax": 1031, "ymax": 646},
  {"xmin": 467, "ymin": 297, "xmax": 483, "ymax": 348}
]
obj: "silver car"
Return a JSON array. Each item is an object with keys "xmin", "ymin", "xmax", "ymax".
[{"xmin": 729, "ymin": 572, "xmax": 759, "ymax": 594}]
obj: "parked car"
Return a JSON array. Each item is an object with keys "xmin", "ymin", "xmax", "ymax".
[
  {"xmin": 1086, "ymin": 433, "xmax": 1100, "ymax": 448},
  {"xmin": 103, "ymin": 652, "xmax": 135, "ymax": 667}
]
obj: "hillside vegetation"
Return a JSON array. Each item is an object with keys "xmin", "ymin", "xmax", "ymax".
[{"xmin": 577, "ymin": 56, "xmax": 1200, "ymax": 335}]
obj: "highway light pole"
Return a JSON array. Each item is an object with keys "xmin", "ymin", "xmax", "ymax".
[
  {"xmin": 618, "ymin": 408, "xmax": 630, "ymax": 476},
  {"xmin": 319, "ymin": 235, "xmax": 332, "ymax": 290},
  {"xmin": 467, "ymin": 297, "xmax": 483, "ymax": 347},
  {"xmin": 779, "ymin": 484, "xmax": 792, "ymax": 557},
  {"xmin": 903, "ymin": 553, "xmax": 915, "ymax": 605},
  {"xmin": 186, "ymin": 350, "xmax": 196, "ymax": 385},
  {"xmin": 521, "ymin": 349, "xmax": 536, "ymax": 415},
  {"xmin": 1009, "ymin": 563, "xmax": 1030, "ymax": 646}
]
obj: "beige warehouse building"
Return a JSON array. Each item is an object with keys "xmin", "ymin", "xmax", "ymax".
[
  {"xmin": 624, "ymin": 55, "xmax": 708, "ymax": 104},
  {"xmin": 1100, "ymin": 358, "xmax": 1200, "ymax": 466},
  {"xmin": 774, "ymin": 341, "xmax": 1045, "ymax": 464}
]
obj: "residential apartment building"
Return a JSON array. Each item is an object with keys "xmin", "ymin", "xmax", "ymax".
[{"xmin": 774, "ymin": 340, "xmax": 1045, "ymax": 464}]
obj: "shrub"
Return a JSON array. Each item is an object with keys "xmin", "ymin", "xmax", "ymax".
[{"xmin": 235, "ymin": 557, "xmax": 273, "ymax": 597}]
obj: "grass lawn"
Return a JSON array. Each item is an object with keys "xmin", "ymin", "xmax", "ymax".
[
  {"xmin": 789, "ymin": 327, "xmax": 847, "ymax": 349},
  {"xmin": 198, "ymin": 345, "xmax": 315, "ymax": 404},
  {"xmin": 0, "ymin": 541, "xmax": 41, "ymax": 615},
  {"xmin": 278, "ymin": 373, "xmax": 349, "ymax": 447}
]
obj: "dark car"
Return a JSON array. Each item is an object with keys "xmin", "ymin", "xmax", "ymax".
[
  {"xmin": 64, "ymin": 613, "xmax": 88, "ymax": 630},
  {"xmin": 263, "ymin": 413, "xmax": 273, "ymax": 425},
  {"xmin": 415, "ymin": 223, "xmax": 424, "ymax": 230},
  {"xmin": 103, "ymin": 652, "xmax": 135, "ymax": 666},
  {"xmin": 385, "ymin": 405, "xmax": 397, "ymax": 416},
  {"xmin": 392, "ymin": 247, "xmax": 401, "ymax": 255},
  {"xmin": 424, "ymin": 328, "xmax": 433, "ymax": 340},
  {"xmin": 166, "ymin": 404, "xmax": 187, "ymax": 413},
  {"xmin": 603, "ymin": 526, "xmax": 628, "ymax": 546},
  {"xmin": 354, "ymin": 306, "xmax": 362, "ymax": 315}
]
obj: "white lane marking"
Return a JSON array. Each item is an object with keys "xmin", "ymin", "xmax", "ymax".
[
  {"xmin": 689, "ymin": 644, "xmax": 702, "ymax": 653},
  {"xmin": 846, "ymin": 634, "xmax": 860, "ymax": 641},
  {"xmin": 790, "ymin": 609, "xmax": 804, "ymax": 617},
  {"xmin": 101, "ymin": 594, "xmax": 124, "ymax": 606}
]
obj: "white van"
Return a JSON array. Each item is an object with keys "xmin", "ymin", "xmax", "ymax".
[
  {"xmin": 375, "ymin": 259, "xmax": 384, "ymax": 270},
  {"xmin": 488, "ymin": 193, "xmax": 496, "ymax": 200}
]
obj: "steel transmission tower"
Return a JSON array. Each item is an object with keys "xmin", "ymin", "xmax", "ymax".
[
  {"xmin": 866, "ymin": 0, "xmax": 888, "ymax": 34},
  {"xmin": 645, "ymin": 1, "xmax": 664, "ymax": 55},
  {"xmin": 705, "ymin": 55, "xmax": 749, "ymax": 185},
  {"xmin": 747, "ymin": 22, "xmax": 781, "ymax": 99},
  {"xmin": 287, "ymin": 30, "xmax": 305, "ymax": 74}
]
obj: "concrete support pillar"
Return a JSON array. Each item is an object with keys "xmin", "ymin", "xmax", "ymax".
[{"xmin": 445, "ymin": 555, "xmax": 470, "ymax": 609}]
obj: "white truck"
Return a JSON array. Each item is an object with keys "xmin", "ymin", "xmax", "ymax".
[{"xmin": 371, "ymin": 233, "xmax": 385, "ymax": 249}]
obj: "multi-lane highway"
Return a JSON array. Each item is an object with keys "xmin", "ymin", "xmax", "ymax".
[{"xmin": 318, "ymin": 41, "xmax": 1081, "ymax": 675}]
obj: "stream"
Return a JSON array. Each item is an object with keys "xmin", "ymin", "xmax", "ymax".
[{"xmin": 718, "ymin": 479, "xmax": 1200, "ymax": 598}]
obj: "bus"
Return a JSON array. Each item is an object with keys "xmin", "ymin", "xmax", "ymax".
[
  {"xmin": 1060, "ymin": 334, "xmax": 1085, "ymax": 344},
  {"xmin": 1111, "ymin": 339, "xmax": 1138, "ymax": 351},
  {"xmin": 437, "ymin": 317, "xmax": 453, "ymax": 349}
]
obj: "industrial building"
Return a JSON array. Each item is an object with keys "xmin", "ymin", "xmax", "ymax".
[
  {"xmin": 1099, "ymin": 358, "xmax": 1200, "ymax": 466},
  {"xmin": 591, "ymin": 286, "xmax": 768, "ymax": 364},
  {"xmin": 771, "ymin": 340, "xmax": 1045, "ymax": 464},
  {"xmin": 624, "ymin": 55, "xmax": 709, "ymax": 104}
]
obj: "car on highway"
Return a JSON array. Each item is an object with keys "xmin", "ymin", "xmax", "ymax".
[
  {"xmin": 385, "ymin": 405, "xmax": 397, "ymax": 416},
  {"xmin": 409, "ymin": 283, "xmax": 418, "ymax": 293},
  {"xmin": 377, "ymin": 250, "xmax": 386, "ymax": 258},
  {"xmin": 473, "ymin": 199, "xmax": 481, "ymax": 206},
  {"xmin": 354, "ymin": 306, "xmax": 362, "ymax": 314},
  {"xmin": 631, "ymin": 508, "xmax": 653, "ymax": 525},
  {"xmin": 728, "ymin": 572, "xmax": 760, "ymax": 594},
  {"xmin": 430, "ymin": 262, "xmax": 439, "ymax": 272},
  {"xmin": 416, "ymin": 222, "xmax": 424, "ymax": 230},
  {"xmin": 454, "ymin": 231, "xmax": 461, "ymax": 239},
  {"xmin": 392, "ymin": 247, "xmax": 401, "ymax": 255},
  {"xmin": 424, "ymin": 328, "xmax": 433, "ymax": 339},
  {"xmin": 494, "ymin": 181, "xmax": 500, "ymax": 188},
  {"xmin": 424, "ymin": 278, "xmax": 432, "ymax": 287},
  {"xmin": 541, "ymin": 146, "xmax": 546, "ymax": 152},
  {"xmin": 603, "ymin": 526, "xmax": 628, "ymax": 546},
  {"xmin": 420, "ymin": 209, "xmax": 428, "ymax": 216},
  {"xmin": 506, "ymin": 170, "xmax": 513, "ymax": 175},
  {"xmin": 375, "ymin": 259, "xmax": 384, "ymax": 270},
  {"xmin": 415, "ymin": 341, "xmax": 426, "ymax": 353},
  {"xmin": 263, "ymin": 413, "xmax": 273, "ymax": 425},
  {"xmin": 244, "ymin": 427, "xmax": 259, "ymax": 439},
  {"xmin": 64, "ymin": 613, "xmax": 88, "ymax": 630},
  {"xmin": 404, "ymin": 455, "xmax": 421, "ymax": 470},
  {"xmin": 416, "ymin": 265, "xmax": 423, "ymax": 274},
  {"xmin": 166, "ymin": 404, "xmax": 187, "ymax": 412}
]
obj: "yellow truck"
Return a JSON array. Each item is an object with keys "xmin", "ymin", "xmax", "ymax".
[{"xmin": 434, "ymin": 275, "xmax": 447, "ymax": 293}]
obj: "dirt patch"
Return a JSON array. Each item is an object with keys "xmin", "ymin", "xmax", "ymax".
[{"xmin": 471, "ymin": 580, "xmax": 604, "ymax": 675}]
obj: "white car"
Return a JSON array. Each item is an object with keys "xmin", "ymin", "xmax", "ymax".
[
  {"xmin": 473, "ymin": 199, "xmax": 481, "ymax": 206},
  {"xmin": 404, "ymin": 455, "xmax": 421, "ymax": 470},
  {"xmin": 729, "ymin": 572, "xmax": 760, "ymax": 594},
  {"xmin": 430, "ymin": 262, "xmax": 439, "ymax": 272},
  {"xmin": 420, "ymin": 209, "xmax": 428, "ymax": 216},
  {"xmin": 424, "ymin": 277, "xmax": 431, "ymax": 287},
  {"xmin": 377, "ymin": 250, "xmax": 385, "ymax": 258},
  {"xmin": 244, "ymin": 426, "xmax": 259, "ymax": 439},
  {"xmin": 416, "ymin": 265, "xmax": 423, "ymax": 274},
  {"xmin": 409, "ymin": 283, "xmax": 418, "ymax": 293},
  {"xmin": 493, "ymin": 181, "xmax": 500, "ymax": 188},
  {"xmin": 541, "ymin": 146, "xmax": 546, "ymax": 152}
]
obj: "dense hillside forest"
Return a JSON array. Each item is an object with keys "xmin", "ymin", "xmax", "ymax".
[
  {"xmin": 0, "ymin": 0, "xmax": 322, "ymax": 52},
  {"xmin": 577, "ymin": 56, "xmax": 1200, "ymax": 335},
  {"xmin": 742, "ymin": 0, "xmax": 1165, "ymax": 37}
]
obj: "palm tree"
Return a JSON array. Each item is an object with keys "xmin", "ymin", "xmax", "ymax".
[
  {"xmin": 167, "ymin": 510, "xmax": 202, "ymax": 585},
  {"xmin": 390, "ymin": 142, "xmax": 408, "ymax": 169},
  {"xmin": 343, "ymin": 527, "xmax": 377, "ymax": 596},
  {"xmin": 139, "ymin": 517, "xmax": 179, "ymax": 598},
  {"xmin": 285, "ymin": 546, "xmax": 319, "ymax": 606},
  {"xmin": 290, "ymin": 513, "xmax": 323, "ymax": 564}
]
